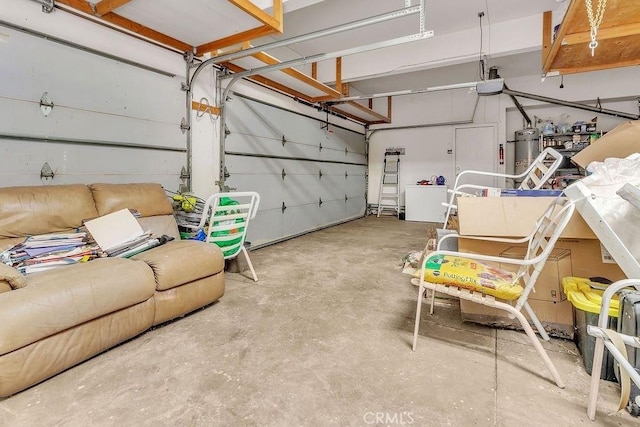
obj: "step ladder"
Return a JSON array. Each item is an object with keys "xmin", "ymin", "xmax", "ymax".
[{"xmin": 377, "ymin": 150, "xmax": 402, "ymax": 217}]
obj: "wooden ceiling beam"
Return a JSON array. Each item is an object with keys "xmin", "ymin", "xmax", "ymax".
[
  {"xmin": 95, "ymin": 0, "xmax": 132, "ymax": 16},
  {"xmin": 563, "ymin": 23, "xmax": 640, "ymax": 45},
  {"xmin": 56, "ymin": 0, "xmax": 192, "ymax": 52},
  {"xmin": 228, "ymin": 0, "xmax": 283, "ymax": 32},
  {"xmin": 197, "ymin": 25, "xmax": 275, "ymax": 56},
  {"xmin": 221, "ymin": 62, "xmax": 315, "ymax": 103},
  {"xmin": 348, "ymin": 101, "xmax": 391, "ymax": 123},
  {"xmin": 56, "ymin": 0, "xmax": 93, "ymax": 14},
  {"xmin": 251, "ymin": 51, "xmax": 341, "ymax": 98}
]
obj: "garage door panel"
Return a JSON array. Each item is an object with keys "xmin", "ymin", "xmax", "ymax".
[
  {"xmin": 347, "ymin": 197, "xmax": 366, "ymax": 217},
  {"xmin": 225, "ymin": 173, "xmax": 283, "ymax": 212},
  {"xmin": 226, "ymin": 95, "xmax": 366, "ymax": 246},
  {"xmin": 283, "ymin": 174, "xmax": 321, "ymax": 206},
  {"xmin": 246, "ymin": 208, "xmax": 284, "ymax": 247}
]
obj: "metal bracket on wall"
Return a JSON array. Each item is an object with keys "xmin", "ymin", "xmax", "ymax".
[
  {"xmin": 180, "ymin": 117, "xmax": 189, "ymax": 134},
  {"xmin": 39, "ymin": 92, "xmax": 54, "ymax": 117},
  {"xmin": 281, "ymin": 202, "xmax": 287, "ymax": 213},
  {"xmin": 281, "ymin": 168, "xmax": 287, "ymax": 180},
  {"xmin": 38, "ymin": 0, "xmax": 54, "ymax": 13},
  {"xmin": 40, "ymin": 162, "xmax": 54, "ymax": 179},
  {"xmin": 318, "ymin": 197, "xmax": 323, "ymax": 207},
  {"xmin": 180, "ymin": 166, "xmax": 190, "ymax": 180},
  {"xmin": 180, "ymin": 82, "xmax": 190, "ymax": 92}
]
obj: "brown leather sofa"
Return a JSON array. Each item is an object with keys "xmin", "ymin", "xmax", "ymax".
[{"xmin": 0, "ymin": 183, "xmax": 224, "ymax": 397}]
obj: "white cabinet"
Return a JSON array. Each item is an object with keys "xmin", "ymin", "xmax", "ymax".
[{"xmin": 405, "ymin": 185, "xmax": 448, "ymax": 223}]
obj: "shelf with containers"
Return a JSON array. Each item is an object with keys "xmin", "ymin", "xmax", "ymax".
[{"xmin": 539, "ymin": 131, "xmax": 606, "ymax": 188}]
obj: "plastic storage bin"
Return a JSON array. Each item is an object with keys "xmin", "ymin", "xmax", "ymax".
[{"xmin": 563, "ymin": 277, "xmax": 620, "ymax": 381}]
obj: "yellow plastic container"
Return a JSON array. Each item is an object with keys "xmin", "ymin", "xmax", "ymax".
[
  {"xmin": 562, "ymin": 277, "xmax": 619, "ymax": 317},
  {"xmin": 562, "ymin": 277, "xmax": 619, "ymax": 381}
]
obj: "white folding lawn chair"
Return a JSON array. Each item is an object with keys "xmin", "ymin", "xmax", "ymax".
[
  {"xmin": 442, "ymin": 147, "xmax": 564, "ymax": 228},
  {"xmin": 412, "ymin": 195, "xmax": 575, "ymax": 388},
  {"xmin": 195, "ymin": 191, "xmax": 261, "ymax": 282}
]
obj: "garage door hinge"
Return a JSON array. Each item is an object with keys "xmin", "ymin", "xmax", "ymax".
[
  {"xmin": 39, "ymin": 0, "xmax": 54, "ymax": 13},
  {"xmin": 180, "ymin": 117, "xmax": 189, "ymax": 134},
  {"xmin": 223, "ymin": 167, "xmax": 230, "ymax": 178},
  {"xmin": 40, "ymin": 92, "xmax": 54, "ymax": 117},
  {"xmin": 319, "ymin": 142, "xmax": 323, "ymax": 152},
  {"xmin": 281, "ymin": 169, "xmax": 286, "ymax": 180},
  {"xmin": 281, "ymin": 135, "xmax": 287, "ymax": 146},
  {"xmin": 180, "ymin": 166, "xmax": 190, "ymax": 180},
  {"xmin": 345, "ymin": 194, "xmax": 348, "ymax": 202},
  {"xmin": 345, "ymin": 171, "xmax": 348, "ymax": 179},
  {"xmin": 281, "ymin": 202, "xmax": 287, "ymax": 213},
  {"xmin": 318, "ymin": 198, "xmax": 323, "ymax": 207},
  {"xmin": 345, "ymin": 147, "xmax": 348, "ymax": 155},
  {"xmin": 225, "ymin": 125, "xmax": 231, "ymax": 136},
  {"xmin": 318, "ymin": 170, "xmax": 323, "ymax": 179}
]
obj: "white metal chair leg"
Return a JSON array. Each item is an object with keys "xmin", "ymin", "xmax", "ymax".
[
  {"xmin": 523, "ymin": 301, "xmax": 550, "ymax": 341},
  {"xmin": 241, "ymin": 245, "xmax": 258, "ymax": 282},
  {"xmin": 587, "ymin": 337, "xmax": 606, "ymax": 420},
  {"xmin": 498, "ymin": 300, "xmax": 565, "ymax": 388},
  {"xmin": 412, "ymin": 283, "xmax": 425, "ymax": 351},
  {"xmin": 429, "ymin": 287, "xmax": 436, "ymax": 315}
]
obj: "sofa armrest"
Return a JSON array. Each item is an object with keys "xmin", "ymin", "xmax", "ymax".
[{"xmin": 0, "ymin": 264, "xmax": 26, "ymax": 290}]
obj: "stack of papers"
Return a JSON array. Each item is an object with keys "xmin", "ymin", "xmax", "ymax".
[
  {"xmin": 84, "ymin": 208, "xmax": 166, "ymax": 258},
  {"xmin": 1, "ymin": 232, "xmax": 100, "ymax": 274}
]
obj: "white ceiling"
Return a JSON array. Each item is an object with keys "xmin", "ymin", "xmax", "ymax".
[
  {"xmin": 83, "ymin": 0, "xmax": 565, "ymax": 98},
  {"xmin": 253, "ymin": 0, "xmax": 564, "ymax": 93}
]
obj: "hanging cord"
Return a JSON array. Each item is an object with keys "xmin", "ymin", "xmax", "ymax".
[
  {"xmin": 585, "ymin": 0, "xmax": 607, "ymax": 56},
  {"xmin": 478, "ymin": 12, "xmax": 485, "ymax": 80},
  {"xmin": 195, "ymin": 97, "xmax": 218, "ymax": 122}
]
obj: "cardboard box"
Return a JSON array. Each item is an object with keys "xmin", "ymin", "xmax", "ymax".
[
  {"xmin": 459, "ymin": 298, "xmax": 574, "ymax": 338},
  {"xmin": 498, "ymin": 247, "xmax": 572, "ymax": 302},
  {"xmin": 457, "ymin": 197, "xmax": 594, "ymax": 239},
  {"xmin": 572, "ymin": 120, "xmax": 640, "ymax": 169}
]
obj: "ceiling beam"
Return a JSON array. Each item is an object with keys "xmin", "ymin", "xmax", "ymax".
[
  {"xmin": 221, "ymin": 62, "xmax": 315, "ymax": 103},
  {"xmin": 95, "ymin": 0, "xmax": 132, "ymax": 16},
  {"xmin": 563, "ymin": 23, "xmax": 640, "ymax": 45},
  {"xmin": 197, "ymin": 25, "xmax": 275, "ymax": 56},
  {"xmin": 56, "ymin": 0, "xmax": 192, "ymax": 52},
  {"xmin": 251, "ymin": 51, "xmax": 341, "ymax": 97},
  {"xmin": 228, "ymin": 0, "xmax": 283, "ymax": 32}
]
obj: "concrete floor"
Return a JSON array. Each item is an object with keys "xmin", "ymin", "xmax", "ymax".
[{"xmin": 0, "ymin": 216, "xmax": 636, "ymax": 426}]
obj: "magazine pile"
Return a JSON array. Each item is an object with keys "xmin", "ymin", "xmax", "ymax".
[
  {"xmin": 1, "ymin": 209, "xmax": 173, "ymax": 275},
  {"xmin": 0, "ymin": 232, "xmax": 100, "ymax": 274}
]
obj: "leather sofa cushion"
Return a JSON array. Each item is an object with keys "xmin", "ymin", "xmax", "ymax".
[
  {"xmin": 133, "ymin": 240, "xmax": 224, "ymax": 291},
  {"xmin": 0, "ymin": 184, "xmax": 98, "ymax": 238},
  {"xmin": 138, "ymin": 215, "xmax": 180, "ymax": 241},
  {"xmin": 0, "ymin": 264, "xmax": 26, "ymax": 290},
  {"xmin": 0, "ymin": 257, "xmax": 155, "ymax": 356},
  {"xmin": 90, "ymin": 183, "xmax": 173, "ymax": 217}
]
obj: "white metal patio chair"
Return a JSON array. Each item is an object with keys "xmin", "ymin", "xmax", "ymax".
[
  {"xmin": 586, "ymin": 279, "xmax": 640, "ymax": 420},
  {"xmin": 442, "ymin": 147, "xmax": 564, "ymax": 228},
  {"xmin": 195, "ymin": 191, "xmax": 261, "ymax": 282},
  {"xmin": 412, "ymin": 196, "xmax": 575, "ymax": 388}
]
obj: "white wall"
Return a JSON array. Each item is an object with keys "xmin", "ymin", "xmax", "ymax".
[{"xmin": 367, "ymin": 65, "xmax": 640, "ymax": 206}]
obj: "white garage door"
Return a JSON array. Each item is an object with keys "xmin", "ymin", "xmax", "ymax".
[
  {"xmin": 225, "ymin": 93, "xmax": 367, "ymax": 247},
  {"xmin": 0, "ymin": 23, "xmax": 185, "ymax": 190}
]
